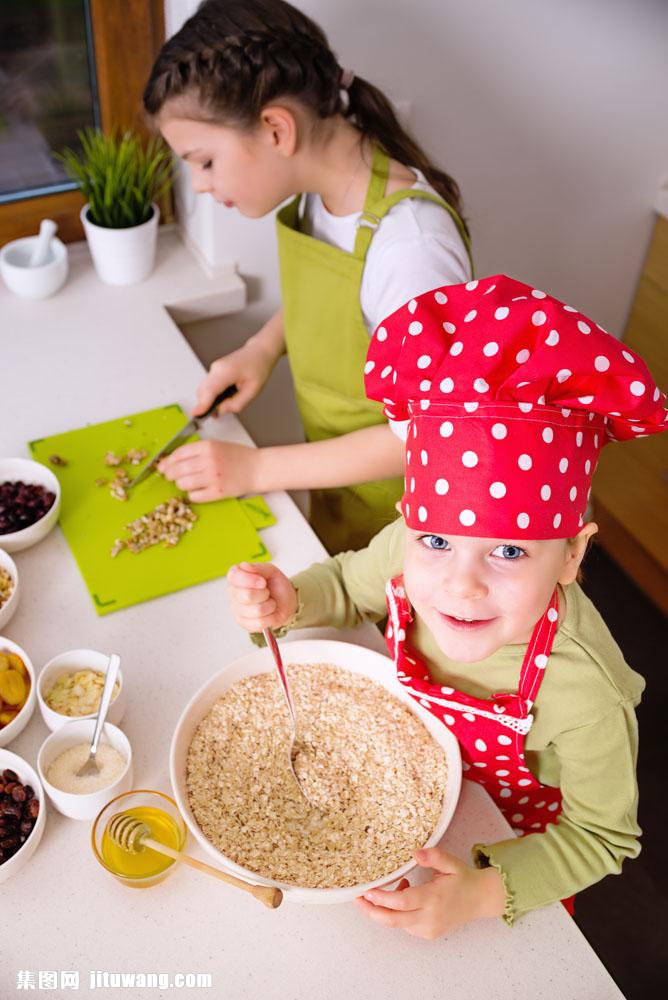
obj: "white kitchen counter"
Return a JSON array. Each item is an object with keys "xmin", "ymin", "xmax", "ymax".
[{"xmin": 1, "ymin": 231, "xmax": 624, "ymax": 999}]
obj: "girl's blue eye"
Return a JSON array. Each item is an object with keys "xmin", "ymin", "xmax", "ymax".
[
  {"xmin": 419, "ymin": 535, "xmax": 450, "ymax": 551},
  {"xmin": 492, "ymin": 544, "xmax": 526, "ymax": 560}
]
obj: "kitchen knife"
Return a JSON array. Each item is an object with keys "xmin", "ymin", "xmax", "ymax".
[{"xmin": 127, "ymin": 384, "xmax": 238, "ymax": 491}]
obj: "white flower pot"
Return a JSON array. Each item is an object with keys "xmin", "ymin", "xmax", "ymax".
[{"xmin": 80, "ymin": 203, "xmax": 160, "ymax": 285}]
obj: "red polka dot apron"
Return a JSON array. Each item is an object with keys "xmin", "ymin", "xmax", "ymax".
[{"xmin": 385, "ymin": 574, "xmax": 575, "ymax": 913}]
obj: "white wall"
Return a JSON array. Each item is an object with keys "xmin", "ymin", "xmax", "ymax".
[{"xmin": 165, "ymin": 0, "xmax": 668, "ymax": 335}]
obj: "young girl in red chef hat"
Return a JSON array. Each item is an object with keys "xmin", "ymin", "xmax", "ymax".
[{"xmin": 228, "ymin": 275, "xmax": 668, "ymax": 936}]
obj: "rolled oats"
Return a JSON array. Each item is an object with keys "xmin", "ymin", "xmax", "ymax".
[{"xmin": 186, "ymin": 663, "xmax": 448, "ymax": 888}]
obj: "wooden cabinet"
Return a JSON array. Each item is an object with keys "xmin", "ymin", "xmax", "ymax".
[{"xmin": 592, "ymin": 214, "xmax": 668, "ymax": 614}]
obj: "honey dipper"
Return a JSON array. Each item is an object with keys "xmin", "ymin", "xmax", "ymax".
[{"xmin": 106, "ymin": 811, "xmax": 283, "ymax": 909}]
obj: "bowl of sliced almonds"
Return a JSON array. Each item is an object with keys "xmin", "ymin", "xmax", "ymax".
[{"xmin": 37, "ymin": 649, "xmax": 126, "ymax": 732}]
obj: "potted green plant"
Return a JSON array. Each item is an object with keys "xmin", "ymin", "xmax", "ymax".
[{"xmin": 58, "ymin": 128, "xmax": 173, "ymax": 285}]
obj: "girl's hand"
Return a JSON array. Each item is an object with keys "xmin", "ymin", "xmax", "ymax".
[
  {"xmin": 193, "ymin": 339, "xmax": 277, "ymax": 418},
  {"xmin": 158, "ymin": 440, "xmax": 260, "ymax": 502},
  {"xmin": 354, "ymin": 847, "xmax": 506, "ymax": 939},
  {"xmin": 228, "ymin": 562, "xmax": 299, "ymax": 632}
]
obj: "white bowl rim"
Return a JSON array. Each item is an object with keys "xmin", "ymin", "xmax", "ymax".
[
  {"xmin": 170, "ymin": 637, "xmax": 462, "ymax": 903},
  {"xmin": 0, "ymin": 548, "xmax": 18, "ymax": 573},
  {"xmin": 0, "ymin": 235, "xmax": 67, "ymax": 269},
  {"xmin": 37, "ymin": 719, "xmax": 132, "ymax": 803},
  {"xmin": 0, "ymin": 636, "xmax": 36, "ymax": 744},
  {"xmin": 0, "ymin": 458, "xmax": 61, "ymax": 545},
  {"xmin": 0, "ymin": 746, "xmax": 46, "ymax": 873},
  {"xmin": 0, "ymin": 456, "xmax": 61, "ymax": 483},
  {"xmin": 37, "ymin": 650, "xmax": 124, "ymax": 723}
]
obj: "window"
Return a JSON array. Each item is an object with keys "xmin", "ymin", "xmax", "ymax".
[
  {"xmin": 0, "ymin": 0, "xmax": 166, "ymax": 246},
  {"xmin": 0, "ymin": 0, "xmax": 97, "ymax": 205}
]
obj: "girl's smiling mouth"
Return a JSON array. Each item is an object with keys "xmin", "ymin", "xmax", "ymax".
[{"xmin": 438, "ymin": 612, "xmax": 497, "ymax": 631}]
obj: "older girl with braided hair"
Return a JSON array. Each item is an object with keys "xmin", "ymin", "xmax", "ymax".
[{"xmin": 143, "ymin": 0, "xmax": 472, "ymax": 553}]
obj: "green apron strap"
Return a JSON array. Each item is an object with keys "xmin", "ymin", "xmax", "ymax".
[
  {"xmin": 354, "ymin": 146, "xmax": 390, "ymax": 260},
  {"xmin": 364, "ymin": 144, "xmax": 390, "ymax": 208},
  {"xmin": 353, "ymin": 148, "xmax": 473, "ymax": 277}
]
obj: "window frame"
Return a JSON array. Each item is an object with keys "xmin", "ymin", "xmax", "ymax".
[{"xmin": 0, "ymin": 0, "xmax": 166, "ymax": 246}]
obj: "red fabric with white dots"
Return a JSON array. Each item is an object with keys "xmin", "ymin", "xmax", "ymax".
[
  {"xmin": 365, "ymin": 275, "xmax": 668, "ymax": 538},
  {"xmin": 385, "ymin": 576, "xmax": 563, "ymax": 837}
]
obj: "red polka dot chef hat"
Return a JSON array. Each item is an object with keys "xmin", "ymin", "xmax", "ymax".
[{"xmin": 365, "ymin": 275, "xmax": 668, "ymax": 539}]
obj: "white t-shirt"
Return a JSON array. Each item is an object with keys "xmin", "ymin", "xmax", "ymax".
[
  {"xmin": 300, "ymin": 168, "xmax": 471, "ymax": 333},
  {"xmin": 300, "ymin": 168, "xmax": 471, "ymax": 438}
]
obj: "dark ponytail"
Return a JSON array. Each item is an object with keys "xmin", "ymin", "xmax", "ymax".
[
  {"xmin": 144, "ymin": 0, "xmax": 467, "ymax": 230},
  {"xmin": 344, "ymin": 75, "xmax": 467, "ymax": 234}
]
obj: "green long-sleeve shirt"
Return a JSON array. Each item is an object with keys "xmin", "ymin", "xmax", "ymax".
[{"xmin": 287, "ymin": 517, "xmax": 645, "ymax": 924}]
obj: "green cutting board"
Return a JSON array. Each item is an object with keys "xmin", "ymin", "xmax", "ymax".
[{"xmin": 28, "ymin": 404, "xmax": 273, "ymax": 615}]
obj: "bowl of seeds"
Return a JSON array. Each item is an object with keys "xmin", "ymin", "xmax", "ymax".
[
  {"xmin": 170, "ymin": 639, "xmax": 462, "ymax": 904},
  {"xmin": 0, "ymin": 549, "xmax": 19, "ymax": 631},
  {"xmin": 0, "ymin": 458, "xmax": 61, "ymax": 552}
]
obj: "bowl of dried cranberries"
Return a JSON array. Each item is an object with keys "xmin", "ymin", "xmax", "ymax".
[{"xmin": 0, "ymin": 458, "xmax": 61, "ymax": 552}]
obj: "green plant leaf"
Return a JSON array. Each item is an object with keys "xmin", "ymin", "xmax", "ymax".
[{"xmin": 55, "ymin": 126, "xmax": 174, "ymax": 229}]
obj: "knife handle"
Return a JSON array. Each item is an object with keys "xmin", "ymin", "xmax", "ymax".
[{"xmin": 199, "ymin": 384, "xmax": 238, "ymax": 421}]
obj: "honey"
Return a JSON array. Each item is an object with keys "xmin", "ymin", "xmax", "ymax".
[{"xmin": 101, "ymin": 805, "xmax": 183, "ymax": 883}]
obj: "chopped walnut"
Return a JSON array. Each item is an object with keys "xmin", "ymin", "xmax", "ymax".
[
  {"xmin": 110, "ymin": 497, "xmax": 197, "ymax": 556},
  {"xmin": 109, "ymin": 468, "xmax": 131, "ymax": 502}
]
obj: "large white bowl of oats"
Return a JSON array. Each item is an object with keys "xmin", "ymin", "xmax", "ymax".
[{"xmin": 170, "ymin": 639, "xmax": 461, "ymax": 904}]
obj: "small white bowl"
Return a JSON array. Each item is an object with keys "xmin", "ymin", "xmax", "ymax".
[
  {"xmin": 37, "ymin": 649, "xmax": 127, "ymax": 732},
  {"xmin": 0, "ymin": 637, "xmax": 36, "ymax": 749},
  {"xmin": 170, "ymin": 639, "xmax": 462, "ymax": 905},
  {"xmin": 0, "ymin": 235, "xmax": 68, "ymax": 299},
  {"xmin": 37, "ymin": 719, "xmax": 133, "ymax": 821},
  {"xmin": 0, "ymin": 458, "xmax": 61, "ymax": 553},
  {"xmin": 0, "ymin": 748, "xmax": 46, "ymax": 884},
  {"xmin": 0, "ymin": 549, "xmax": 20, "ymax": 631}
]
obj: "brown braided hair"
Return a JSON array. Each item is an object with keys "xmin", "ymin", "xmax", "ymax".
[{"xmin": 144, "ymin": 0, "xmax": 467, "ymax": 231}]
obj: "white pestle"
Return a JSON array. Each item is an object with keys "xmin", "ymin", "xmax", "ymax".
[{"xmin": 28, "ymin": 219, "xmax": 58, "ymax": 267}]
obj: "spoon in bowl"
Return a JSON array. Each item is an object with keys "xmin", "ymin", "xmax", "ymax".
[
  {"xmin": 76, "ymin": 653, "xmax": 120, "ymax": 778},
  {"xmin": 262, "ymin": 629, "xmax": 311, "ymax": 801}
]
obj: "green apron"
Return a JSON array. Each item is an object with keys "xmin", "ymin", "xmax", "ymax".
[{"xmin": 276, "ymin": 145, "xmax": 472, "ymax": 554}]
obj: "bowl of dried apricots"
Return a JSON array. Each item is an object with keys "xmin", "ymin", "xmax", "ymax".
[{"xmin": 0, "ymin": 638, "xmax": 36, "ymax": 748}]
